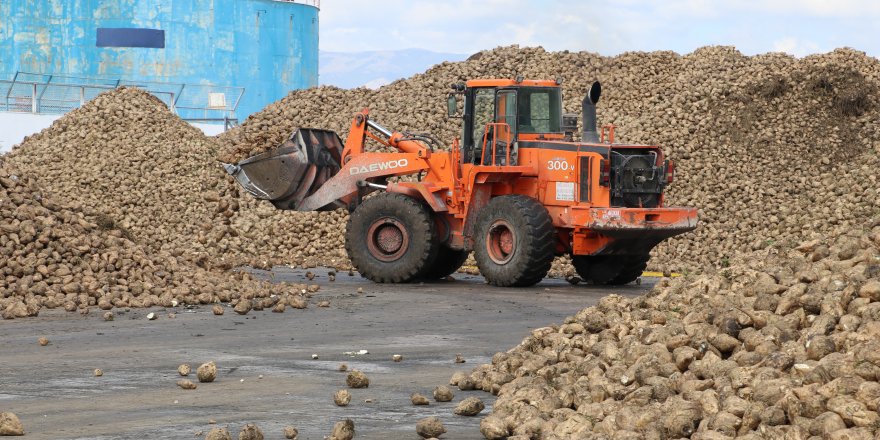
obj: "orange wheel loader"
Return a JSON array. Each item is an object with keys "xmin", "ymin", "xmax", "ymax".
[{"xmin": 224, "ymin": 79, "xmax": 697, "ymax": 286}]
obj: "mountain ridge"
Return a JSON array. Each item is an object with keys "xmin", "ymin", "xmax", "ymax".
[{"xmin": 320, "ymin": 48, "xmax": 468, "ymax": 89}]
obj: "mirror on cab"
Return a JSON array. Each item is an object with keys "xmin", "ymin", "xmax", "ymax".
[{"xmin": 447, "ymin": 94, "xmax": 457, "ymax": 117}]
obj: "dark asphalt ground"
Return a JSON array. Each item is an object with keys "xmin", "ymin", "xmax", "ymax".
[{"xmin": 0, "ymin": 268, "xmax": 652, "ymax": 440}]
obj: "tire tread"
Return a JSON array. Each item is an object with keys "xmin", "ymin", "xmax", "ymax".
[
  {"xmin": 344, "ymin": 193, "xmax": 437, "ymax": 283},
  {"xmin": 474, "ymin": 195, "xmax": 556, "ymax": 287}
]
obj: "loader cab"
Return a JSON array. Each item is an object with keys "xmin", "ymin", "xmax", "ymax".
[{"xmin": 456, "ymin": 79, "xmax": 564, "ymax": 165}]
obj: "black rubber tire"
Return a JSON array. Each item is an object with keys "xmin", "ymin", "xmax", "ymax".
[
  {"xmin": 572, "ymin": 254, "xmax": 649, "ymax": 285},
  {"xmin": 473, "ymin": 195, "xmax": 555, "ymax": 287},
  {"xmin": 345, "ymin": 193, "xmax": 438, "ymax": 283},
  {"xmin": 572, "ymin": 255, "xmax": 623, "ymax": 285},
  {"xmin": 420, "ymin": 246, "xmax": 470, "ymax": 279},
  {"xmin": 608, "ymin": 255, "xmax": 650, "ymax": 285}
]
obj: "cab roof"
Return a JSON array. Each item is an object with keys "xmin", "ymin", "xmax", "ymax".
[{"xmin": 465, "ymin": 79, "xmax": 560, "ymax": 88}]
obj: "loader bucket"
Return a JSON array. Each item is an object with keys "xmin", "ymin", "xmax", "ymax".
[{"xmin": 223, "ymin": 128, "xmax": 343, "ymax": 210}]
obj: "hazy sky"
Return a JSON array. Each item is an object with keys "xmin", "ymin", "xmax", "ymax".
[{"xmin": 319, "ymin": 0, "xmax": 880, "ymax": 57}]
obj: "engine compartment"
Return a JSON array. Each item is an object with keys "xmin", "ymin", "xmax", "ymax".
[{"xmin": 609, "ymin": 149, "xmax": 666, "ymax": 208}]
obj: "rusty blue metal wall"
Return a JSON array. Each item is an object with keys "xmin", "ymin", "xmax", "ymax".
[{"xmin": 0, "ymin": 0, "xmax": 319, "ymax": 119}]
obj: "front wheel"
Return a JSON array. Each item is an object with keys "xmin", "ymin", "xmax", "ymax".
[
  {"xmin": 345, "ymin": 193, "xmax": 438, "ymax": 283},
  {"xmin": 473, "ymin": 195, "xmax": 556, "ymax": 287}
]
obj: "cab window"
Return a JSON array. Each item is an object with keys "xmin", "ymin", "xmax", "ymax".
[
  {"xmin": 517, "ymin": 87, "xmax": 562, "ymax": 133},
  {"xmin": 495, "ymin": 90, "xmax": 517, "ymax": 137},
  {"xmin": 471, "ymin": 88, "xmax": 495, "ymax": 146}
]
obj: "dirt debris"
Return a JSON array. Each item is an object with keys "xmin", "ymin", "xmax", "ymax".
[
  {"xmin": 282, "ymin": 426, "xmax": 298, "ymax": 439},
  {"xmin": 176, "ymin": 379, "xmax": 197, "ymax": 390},
  {"xmin": 1, "ymin": 301, "xmax": 30, "ymax": 320},
  {"xmin": 289, "ymin": 296, "xmax": 308, "ymax": 309},
  {"xmin": 449, "ymin": 372, "xmax": 467, "ymax": 386},
  {"xmin": 205, "ymin": 427, "xmax": 232, "ymax": 440},
  {"xmin": 457, "ymin": 376, "xmax": 476, "ymax": 391},
  {"xmin": 479, "ymin": 416, "xmax": 508, "ymax": 440},
  {"xmin": 238, "ymin": 423, "xmax": 263, "ymax": 440},
  {"xmin": 0, "ymin": 412, "xmax": 24, "ymax": 436},
  {"xmin": 234, "ymin": 299, "xmax": 252, "ymax": 315},
  {"xmin": 346, "ymin": 370, "xmax": 369, "ymax": 388},
  {"xmin": 333, "ymin": 389, "xmax": 352, "ymax": 406},
  {"xmin": 411, "ymin": 393, "xmax": 430, "ymax": 406},
  {"xmin": 433, "ymin": 385, "xmax": 454, "ymax": 402},
  {"xmin": 197, "ymin": 361, "xmax": 217, "ymax": 383},
  {"xmin": 37, "ymin": 337, "xmax": 48, "ymax": 346},
  {"xmin": 453, "ymin": 397, "xmax": 486, "ymax": 416},
  {"xmin": 93, "ymin": 369, "xmax": 103, "ymax": 377},
  {"xmin": 178, "ymin": 364, "xmax": 191, "ymax": 376},
  {"xmin": 415, "ymin": 416, "xmax": 446, "ymax": 438},
  {"xmin": 329, "ymin": 419, "xmax": 355, "ymax": 440}
]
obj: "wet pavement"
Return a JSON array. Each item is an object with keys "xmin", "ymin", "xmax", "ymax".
[{"xmin": 0, "ymin": 268, "xmax": 652, "ymax": 439}]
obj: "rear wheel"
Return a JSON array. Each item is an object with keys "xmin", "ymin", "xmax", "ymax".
[
  {"xmin": 345, "ymin": 193, "xmax": 438, "ymax": 283},
  {"xmin": 473, "ymin": 195, "xmax": 555, "ymax": 287},
  {"xmin": 420, "ymin": 246, "xmax": 470, "ymax": 279},
  {"xmin": 609, "ymin": 255, "xmax": 649, "ymax": 285},
  {"xmin": 572, "ymin": 254, "xmax": 648, "ymax": 285}
]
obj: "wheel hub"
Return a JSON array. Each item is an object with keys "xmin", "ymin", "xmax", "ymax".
[
  {"xmin": 367, "ymin": 217, "xmax": 409, "ymax": 262},
  {"xmin": 486, "ymin": 220, "xmax": 516, "ymax": 265}
]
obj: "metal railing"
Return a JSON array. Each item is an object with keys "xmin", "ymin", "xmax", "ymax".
[
  {"xmin": 0, "ymin": 72, "xmax": 245, "ymax": 125},
  {"xmin": 480, "ymin": 123, "xmax": 513, "ymax": 166}
]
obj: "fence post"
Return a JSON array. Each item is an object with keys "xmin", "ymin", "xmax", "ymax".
[
  {"xmin": 80, "ymin": 87, "xmax": 85, "ymax": 106},
  {"xmin": 170, "ymin": 93, "xmax": 176, "ymax": 113},
  {"xmin": 32, "ymin": 83, "xmax": 37, "ymax": 114}
]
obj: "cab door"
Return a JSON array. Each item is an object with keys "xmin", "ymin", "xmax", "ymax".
[
  {"xmin": 486, "ymin": 89, "xmax": 517, "ymax": 165},
  {"xmin": 462, "ymin": 87, "xmax": 496, "ymax": 164}
]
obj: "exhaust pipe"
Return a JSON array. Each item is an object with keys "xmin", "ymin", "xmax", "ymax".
[{"xmin": 582, "ymin": 81, "xmax": 601, "ymax": 143}]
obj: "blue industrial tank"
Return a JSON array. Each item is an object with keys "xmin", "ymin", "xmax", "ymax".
[{"xmin": 0, "ymin": 0, "xmax": 319, "ymax": 120}]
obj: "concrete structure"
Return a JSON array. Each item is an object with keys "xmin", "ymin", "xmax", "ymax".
[{"xmin": 0, "ymin": 0, "xmax": 319, "ymax": 119}]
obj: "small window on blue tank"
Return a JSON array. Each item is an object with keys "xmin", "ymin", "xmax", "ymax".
[{"xmin": 96, "ymin": 28, "xmax": 165, "ymax": 49}]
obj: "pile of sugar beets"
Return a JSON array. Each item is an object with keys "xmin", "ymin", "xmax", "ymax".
[{"xmin": 461, "ymin": 222, "xmax": 880, "ymax": 439}]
